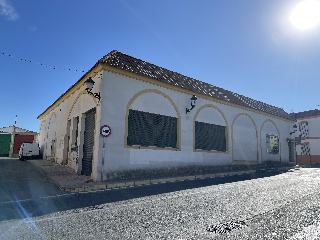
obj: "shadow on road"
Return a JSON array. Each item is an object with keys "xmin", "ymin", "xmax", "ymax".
[{"xmin": 0, "ymin": 166, "xmax": 288, "ymax": 222}]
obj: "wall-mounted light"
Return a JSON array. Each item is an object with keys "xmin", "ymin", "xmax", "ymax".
[
  {"xmin": 84, "ymin": 77, "xmax": 101, "ymax": 101},
  {"xmin": 186, "ymin": 95, "xmax": 197, "ymax": 114}
]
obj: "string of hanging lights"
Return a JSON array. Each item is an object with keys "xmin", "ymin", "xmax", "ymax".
[{"xmin": 0, "ymin": 51, "xmax": 87, "ymax": 73}]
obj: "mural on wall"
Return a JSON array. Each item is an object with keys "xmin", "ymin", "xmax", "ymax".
[
  {"xmin": 301, "ymin": 143, "xmax": 310, "ymax": 156},
  {"xmin": 266, "ymin": 134, "xmax": 279, "ymax": 154},
  {"xmin": 299, "ymin": 121, "xmax": 309, "ymax": 138}
]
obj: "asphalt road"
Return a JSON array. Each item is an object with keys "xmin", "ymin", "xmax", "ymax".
[
  {"xmin": 0, "ymin": 158, "xmax": 286, "ymax": 221},
  {"xmin": 1, "ymin": 158, "xmax": 320, "ymax": 239}
]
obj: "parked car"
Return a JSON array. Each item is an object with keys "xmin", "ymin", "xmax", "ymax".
[{"xmin": 19, "ymin": 142, "xmax": 40, "ymax": 161}]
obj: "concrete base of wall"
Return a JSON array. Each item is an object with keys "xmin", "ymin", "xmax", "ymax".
[{"xmin": 105, "ymin": 161, "xmax": 294, "ymax": 181}]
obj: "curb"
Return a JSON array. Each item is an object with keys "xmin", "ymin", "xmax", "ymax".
[
  {"xmin": 64, "ymin": 170, "xmax": 257, "ymax": 193},
  {"xmin": 28, "ymin": 159, "xmax": 294, "ymax": 193}
]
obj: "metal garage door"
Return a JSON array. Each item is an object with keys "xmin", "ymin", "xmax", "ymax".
[
  {"xmin": 0, "ymin": 134, "xmax": 11, "ymax": 157},
  {"xmin": 82, "ymin": 108, "xmax": 96, "ymax": 176}
]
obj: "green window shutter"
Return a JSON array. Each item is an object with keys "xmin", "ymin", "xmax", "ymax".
[
  {"xmin": 195, "ymin": 121, "xmax": 226, "ymax": 151},
  {"xmin": 128, "ymin": 109, "xmax": 177, "ymax": 148}
]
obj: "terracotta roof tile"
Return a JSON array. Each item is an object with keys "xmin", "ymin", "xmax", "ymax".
[{"xmin": 100, "ymin": 50, "xmax": 291, "ymax": 120}]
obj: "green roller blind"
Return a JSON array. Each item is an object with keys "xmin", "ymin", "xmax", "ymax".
[
  {"xmin": 195, "ymin": 121, "xmax": 226, "ymax": 151},
  {"xmin": 128, "ymin": 109, "xmax": 177, "ymax": 148}
]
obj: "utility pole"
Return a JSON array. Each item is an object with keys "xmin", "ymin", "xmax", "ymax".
[
  {"xmin": 14, "ymin": 115, "xmax": 17, "ymax": 131},
  {"xmin": 10, "ymin": 115, "xmax": 17, "ymax": 158}
]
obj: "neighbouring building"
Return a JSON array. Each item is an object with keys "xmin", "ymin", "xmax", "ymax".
[
  {"xmin": 38, "ymin": 50, "xmax": 295, "ymax": 181},
  {"xmin": 290, "ymin": 109, "xmax": 320, "ymax": 165},
  {"xmin": 0, "ymin": 126, "xmax": 38, "ymax": 157}
]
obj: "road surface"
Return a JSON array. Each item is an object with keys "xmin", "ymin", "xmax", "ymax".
[{"xmin": 1, "ymin": 158, "xmax": 320, "ymax": 239}]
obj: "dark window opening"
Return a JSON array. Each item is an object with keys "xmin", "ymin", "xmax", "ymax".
[
  {"xmin": 195, "ymin": 121, "xmax": 226, "ymax": 151},
  {"xmin": 127, "ymin": 109, "xmax": 177, "ymax": 148},
  {"xmin": 75, "ymin": 116, "xmax": 79, "ymax": 146}
]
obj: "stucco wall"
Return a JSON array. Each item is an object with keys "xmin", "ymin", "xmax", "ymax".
[
  {"xmin": 99, "ymin": 70, "xmax": 292, "ymax": 180},
  {"xmin": 38, "ymin": 69, "xmax": 292, "ymax": 181},
  {"xmin": 307, "ymin": 117, "xmax": 320, "ymax": 138},
  {"xmin": 38, "ymin": 73, "xmax": 101, "ymax": 172}
]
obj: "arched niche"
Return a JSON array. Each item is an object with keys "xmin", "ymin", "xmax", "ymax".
[
  {"xmin": 125, "ymin": 89, "xmax": 180, "ymax": 149},
  {"xmin": 232, "ymin": 113, "xmax": 258, "ymax": 161},
  {"xmin": 193, "ymin": 104, "xmax": 228, "ymax": 152},
  {"xmin": 128, "ymin": 90, "xmax": 178, "ymax": 117},
  {"xmin": 260, "ymin": 119, "xmax": 280, "ymax": 161},
  {"xmin": 68, "ymin": 90, "xmax": 97, "ymax": 120}
]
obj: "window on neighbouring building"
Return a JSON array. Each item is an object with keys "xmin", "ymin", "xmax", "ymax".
[
  {"xmin": 195, "ymin": 121, "xmax": 226, "ymax": 151},
  {"xmin": 127, "ymin": 109, "xmax": 177, "ymax": 148}
]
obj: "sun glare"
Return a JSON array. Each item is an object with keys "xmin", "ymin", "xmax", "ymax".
[{"xmin": 290, "ymin": 0, "xmax": 320, "ymax": 30}]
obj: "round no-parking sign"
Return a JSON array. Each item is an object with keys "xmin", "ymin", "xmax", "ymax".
[{"xmin": 100, "ymin": 125, "xmax": 111, "ymax": 137}]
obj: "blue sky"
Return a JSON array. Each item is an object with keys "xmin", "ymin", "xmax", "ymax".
[{"xmin": 1, "ymin": 0, "xmax": 320, "ymax": 132}]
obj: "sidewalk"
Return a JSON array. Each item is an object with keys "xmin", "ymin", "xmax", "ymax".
[{"xmin": 29, "ymin": 159, "xmax": 294, "ymax": 193}]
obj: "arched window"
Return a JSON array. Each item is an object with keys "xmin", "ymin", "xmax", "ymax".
[
  {"xmin": 194, "ymin": 105, "xmax": 228, "ymax": 152},
  {"xmin": 126, "ymin": 90, "xmax": 179, "ymax": 149}
]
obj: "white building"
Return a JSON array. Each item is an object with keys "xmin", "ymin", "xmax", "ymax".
[
  {"xmin": 38, "ymin": 50, "xmax": 295, "ymax": 181},
  {"xmin": 291, "ymin": 109, "xmax": 320, "ymax": 165}
]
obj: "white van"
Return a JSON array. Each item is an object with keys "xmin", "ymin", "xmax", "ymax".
[{"xmin": 19, "ymin": 142, "xmax": 40, "ymax": 161}]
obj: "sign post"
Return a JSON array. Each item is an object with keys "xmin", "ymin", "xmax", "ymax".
[{"xmin": 100, "ymin": 125, "xmax": 111, "ymax": 181}]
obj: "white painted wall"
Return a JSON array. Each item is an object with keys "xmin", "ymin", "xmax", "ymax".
[
  {"xmin": 195, "ymin": 106, "xmax": 226, "ymax": 126},
  {"xmin": 130, "ymin": 92, "xmax": 177, "ymax": 117},
  {"xmin": 39, "ymin": 73, "xmax": 102, "ymax": 179},
  {"xmin": 307, "ymin": 117, "xmax": 320, "ymax": 138},
  {"xmin": 99, "ymin": 70, "xmax": 292, "ymax": 179},
  {"xmin": 232, "ymin": 114, "xmax": 257, "ymax": 161},
  {"xmin": 39, "ymin": 69, "xmax": 293, "ymax": 181}
]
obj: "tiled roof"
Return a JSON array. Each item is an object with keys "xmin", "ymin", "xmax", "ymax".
[
  {"xmin": 290, "ymin": 109, "xmax": 320, "ymax": 120},
  {"xmin": 99, "ymin": 50, "xmax": 292, "ymax": 120},
  {"xmin": 0, "ymin": 126, "xmax": 35, "ymax": 133}
]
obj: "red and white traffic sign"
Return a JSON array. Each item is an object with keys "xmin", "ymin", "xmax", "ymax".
[{"xmin": 100, "ymin": 125, "xmax": 111, "ymax": 137}]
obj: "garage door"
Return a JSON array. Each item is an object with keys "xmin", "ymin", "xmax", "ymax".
[
  {"xmin": 0, "ymin": 134, "xmax": 11, "ymax": 157},
  {"xmin": 82, "ymin": 108, "xmax": 96, "ymax": 176}
]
